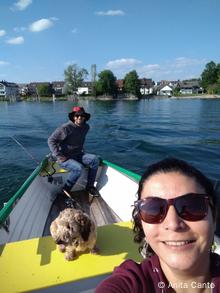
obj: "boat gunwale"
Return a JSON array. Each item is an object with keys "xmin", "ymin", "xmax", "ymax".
[
  {"xmin": 0, "ymin": 158, "xmax": 48, "ymax": 226},
  {"xmin": 102, "ymin": 159, "xmax": 141, "ymax": 182}
]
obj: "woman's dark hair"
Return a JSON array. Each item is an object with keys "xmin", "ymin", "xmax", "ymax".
[{"xmin": 132, "ymin": 157, "xmax": 216, "ymax": 257}]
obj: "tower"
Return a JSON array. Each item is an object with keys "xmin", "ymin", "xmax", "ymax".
[
  {"xmin": 91, "ymin": 64, "xmax": 97, "ymax": 96},
  {"xmin": 91, "ymin": 64, "xmax": 97, "ymax": 83}
]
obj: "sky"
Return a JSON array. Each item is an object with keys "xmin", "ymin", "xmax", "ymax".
[{"xmin": 0, "ymin": 0, "xmax": 220, "ymax": 84}]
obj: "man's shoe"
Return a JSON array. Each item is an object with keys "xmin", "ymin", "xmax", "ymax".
[{"xmin": 86, "ymin": 186, "xmax": 100, "ymax": 197}]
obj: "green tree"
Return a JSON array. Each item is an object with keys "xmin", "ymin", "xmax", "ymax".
[
  {"xmin": 124, "ymin": 70, "xmax": 140, "ymax": 97},
  {"xmin": 95, "ymin": 70, "xmax": 117, "ymax": 96},
  {"xmin": 217, "ymin": 63, "xmax": 220, "ymax": 83},
  {"xmin": 36, "ymin": 84, "xmax": 53, "ymax": 96},
  {"xmin": 64, "ymin": 64, "xmax": 88, "ymax": 94},
  {"xmin": 207, "ymin": 83, "xmax": 220, "ymax": 94},
  {"xmin": 200, "ymin": 61, "xmax": 218, "ymax": 90}
]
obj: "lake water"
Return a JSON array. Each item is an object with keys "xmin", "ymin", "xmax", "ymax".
[{"xmin": 0, "ymin": 98, "xmax": 220, "ymax": 205}]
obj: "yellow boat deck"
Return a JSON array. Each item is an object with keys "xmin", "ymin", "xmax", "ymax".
[{"xmin": 0, "ymin": 221, "xmax": 141, "ymax": 292}]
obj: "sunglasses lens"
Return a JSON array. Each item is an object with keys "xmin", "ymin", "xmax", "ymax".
[
  {"xmin": 139, "ymin": 198, "xmax": 167, "ymax": 224},
  {"xmin": 175, "ymin": 194, "xmax": 208, "ymax": 221},
  {"xmin": 75, "ymin": 114, "xmax": 85, "ymax": 118}
]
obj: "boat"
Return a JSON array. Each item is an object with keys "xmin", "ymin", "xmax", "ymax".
[
  {"xmin": 1, "ymin": 155, "xmax": 220, "ymax": 292},
  {"xmin": 0, "ymin": 155, "xmax": 142, "ymax": 292}
]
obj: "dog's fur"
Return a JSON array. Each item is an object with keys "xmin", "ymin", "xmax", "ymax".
[{"xmin": 50, "ymin": 208, "xmax": 98, "ymax": 260}]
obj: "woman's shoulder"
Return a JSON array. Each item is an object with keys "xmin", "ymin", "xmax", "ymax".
[
  {"xmin": 117, "ymin": 255, "xmax": 159, "ymax": 273},
  {"xmin": 95, "ymin": 256, "xmax": 163, "ymax": 293},
  {"xmin": 211, "ymin": 252, "xmax": 220, "ymax": 273},
  {"xmin": 210, "ymin": 253, "xmax": 220, "ymax": 291}
]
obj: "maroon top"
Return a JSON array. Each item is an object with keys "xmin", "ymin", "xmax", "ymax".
[{"xmin": 95, "ymin": 253, "xmax": 220, "ymax": 293}]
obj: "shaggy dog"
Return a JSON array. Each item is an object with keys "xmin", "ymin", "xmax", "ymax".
[{"xmin": 50, "ymin": 208, "xmax": 98, "ymax": 261}]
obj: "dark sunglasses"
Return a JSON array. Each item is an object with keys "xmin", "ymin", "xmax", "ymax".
[
  {"xmin": 134, "ymin": 193, "xmax": 209, "ymax": 224},
  {"xmin": 74, "ymin": 114, "xmax": 86, "ymax": 118}
]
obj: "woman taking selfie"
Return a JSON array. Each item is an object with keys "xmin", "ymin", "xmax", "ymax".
[{"xmin": 95, "ymin": 158, "xmax": 220, "ymax": 292}]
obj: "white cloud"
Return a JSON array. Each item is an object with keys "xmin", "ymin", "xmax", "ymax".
[
  {"xmin": 139, "ymin": 58, "xmax": 206, "ymax": 81},
  {"xmin": 13, "ymin": 26, "xmax": 26, "ymax": 32},
  {"xmin": 0, "ymin": 30, "xmax": 6, "ymax": 37},
  {"xmin": 64, "ymin": 60, "xmax": 77, "ymax": 66},
  {"xmin": 141, "ymin": 64, "xmax": 160, "ymax": 71},
  {"xmin": 173, "ymin": 57, "xmax": 206, "ymax": 68},
  {"xmin": 104, "ymin": 56, "xmax": 206, "ymax": 81},
  {"xmin": 96, "ymin": 10, "xmax": 125, "ymax": 16},
  {"xmin": 29, "ymin": 18, "xmax": 54, "ymax": 32},
  {"xmin": 6, "ymin": 36, "xmax": 24, "ymax": 45},
  {"xmin": 71, "ymin": 28, "xmax": 78, "ymax": 34},
  {"xmin": 107, "ymin": 58, "xmax": 141, "ymax": 70},
  {"xmin": 135, "ymin": 64, "xmax": 160, "ymax": 79},
  {"xmin": 0, "ymin": 60, "xmax": 10, "ymax": 66},
  {"xmin": 50, "ymin": 17, "xmax": 59, "ymax": 21},
  {"xmin": 12, "ymin": 0, "xmax": 32, "ymax": 11}
]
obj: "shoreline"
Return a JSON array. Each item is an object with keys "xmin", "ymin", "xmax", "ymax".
[
  {"xmin": 1, "ymin": 94, "xmax": 220, "ymax": 103},
  {"xmin": 171, "ymin": 94, "xmax": 220, "ymax": 99}
]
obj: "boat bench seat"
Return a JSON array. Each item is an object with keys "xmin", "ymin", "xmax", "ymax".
[{"xmin": 0, "ymin": 221, "xmax": 141, "ymax": 293}]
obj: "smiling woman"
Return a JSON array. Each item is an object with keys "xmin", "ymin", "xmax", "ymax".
[{"xmin": 95, "ymin": 158, "xmax": 220, "ymax": 293}]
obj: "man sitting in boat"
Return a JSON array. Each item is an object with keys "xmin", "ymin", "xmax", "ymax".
[{"xmin": 48, "ymin": 106, "xmax": 100, "ymax": 197}]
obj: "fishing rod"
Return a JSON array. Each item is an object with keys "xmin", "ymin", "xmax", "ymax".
[
  {"xmin": 63, "ymin": 189, "xmax": 84, "ymax": 210},
  {"xmin": 10, "ymin": 136, "xmax": 55, "ymax": 179}
]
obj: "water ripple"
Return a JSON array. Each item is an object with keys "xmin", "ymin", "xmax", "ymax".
[{"xmin": 0, "ymin": 99, "xmax": 220, "ymax": 207}]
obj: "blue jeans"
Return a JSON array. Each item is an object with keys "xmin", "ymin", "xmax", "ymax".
[{"xmin": 60, "ymin": 153, "xmax": 99, "ymax": 190}]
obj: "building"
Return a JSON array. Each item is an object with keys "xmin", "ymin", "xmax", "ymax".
[
  {"xmin": 18, "ymin": 83, "xmax": 29, "ymax": 96},
  {"xmin": 155, "ymin": 84, "xmax": 173, "ymax": 96},
  {"xmin": 28, "ymin": 82, "xmax": 52, "ymax": 96},
  {"xmin": 116, "ymin": 79, "xmax": 124, "ymax": 92},
  {"xmin": 51, "ymin": 81, "xmax": 65, "ymax": 96},
  {"xmin": 0, "ymin": 80, "xmax": 20, "ymax": 100},
  {"xmin": 139, "ymin": 78, "xmax": 155, "ymax": 95},
  {"xmin": 77, "ymin": 81, "xmax": 93, "ymax": 95},
  {"xmin": 179, "ymin": 80, "xmax": 203, "ymax": 95},
  {"xmin": 116, "ymin": 78, "xmax": 155, "ymax": 95}
]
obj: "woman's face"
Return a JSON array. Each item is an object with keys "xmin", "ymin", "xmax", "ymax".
[{"xmin": 141, "ymin": 171, "xmax": 215, "ymax": 275}]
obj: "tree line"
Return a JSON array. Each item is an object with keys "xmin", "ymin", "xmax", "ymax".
[
  {"xmin": 64, "ymin": 64, "xmax": 141, "ymax": 98},
  {"xmin": 36, "ymin": 61, "xmax": 220, "ymax": 97}
]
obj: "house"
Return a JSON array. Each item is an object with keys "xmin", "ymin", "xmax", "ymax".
[
  {"xmin": 28, "ymin": 82, "xmax": 52, "ymax": 96},
  {"xmin": 179, "ymin": 80, "xmax": 203, "ymax": 95},
  {"xmin": 0, "ymin": 80, "xmax": 20, "ymax": 101},
  {"xmin": 51, "ymin": 81, "xmax": 65, "ymax": 96},
  {"xmin": 18, "ymin": 83, "xmax": 29, "ymax": 96},
  {"xmin": 156, "ymin": 84, "xmax": 173, "ymax": 96},
  {"xmin": 116, "ymin": 78, "xmax": 155, "ymax": 95},
  {"xmin": 77, "ymin": 81, "xmax": 93, "ymax": 95},
  {"xmin": 116, "ymin": 79, "xmax": 124, "ymax": 92},
  {"xmin": 158, "ymin": 80, "xmax": 179, "ymax": 87},
  {"xmin": 139, "ymin": 78, "xmax": 154, "ymax": 95}
]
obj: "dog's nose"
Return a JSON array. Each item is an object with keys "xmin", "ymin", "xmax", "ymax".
[{"xmin": 56, "ymin": 239, "xmax": 65, "ymax": 245}]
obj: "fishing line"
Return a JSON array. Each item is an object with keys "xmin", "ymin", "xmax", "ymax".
[
  {"xmin": 10, "ymin": 136, "xmax": 54, "ymax": 178},
  {"xmin": 10, "ymin": 136, "xmax": 40, "ymax": 165}
]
